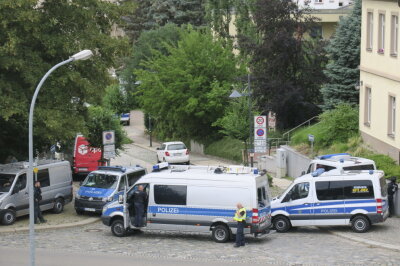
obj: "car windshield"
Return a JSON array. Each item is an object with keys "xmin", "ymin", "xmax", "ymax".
[
  {"xmin": 0, "ymin": 174, "xmax": 16, "ymax": 193},
  {"xmin": 167, "ymin": 144, "xmax": 186, "ymax": 150},
  {"xmin": 82, "ymin": 173, "xmax": 118, "ymax": 189}
]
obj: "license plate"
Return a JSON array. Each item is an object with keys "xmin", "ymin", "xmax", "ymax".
[
  {"xmin": 174, "ymin": 153, "xmax": 182, "ymax": 156},
  {"xmin": 84, "ymin": 208, "xmax": 96, "ymax": 212}
]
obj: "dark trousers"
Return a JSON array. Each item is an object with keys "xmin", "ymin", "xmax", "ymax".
[
  {"xmin": 389, "ymin": 196, "xmax": 395, "ymax": 216},
  {"xmin": 34, "ymin": 202, "xmax": 45, "ymax": 223},
  {"xmin": 134, "ymin": 202, "xmax": 144, "ymax": 227},
  {"xmin": 235, "ymin": 221, "xmax": 245, "ymax": 246}
]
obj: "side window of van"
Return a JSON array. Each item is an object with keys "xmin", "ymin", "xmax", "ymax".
[
  {"xmin": 16, "ymin": 174, "xmax": 27, "ymax": 190},
  {"xmin": 316, "ymin": 181, "xmax": 344, "ymax": 201},
  {"xmin": 118, "ymin": 175, "xmax": 126, "ymax": 191},
  {"xmin": 316, "ymin": 164, "xmax": 336, "ymax": 172},
  {"xmin": 306, "ymin": 164, "xmax": 313, "ymax": 174},
  {"xmin": 127, "ymin": 170, "xmax": 146, "ymax": 187},
  {"xmin": 154, "ymin": 185, "xmax": 187, "ymax": 205},
  {"xmin": 343, "ymin": 180, "xmax": 374, "ymax": 199},
  {"xmin": 37, "ymin": 169, "xmax": 50, "ymax": 187},
  {"xmin": 343, "ymin": 165, "xmax": 374, "ymax": 171},
  {"xmin": 282, "ymin": 182, "xmax": 309, "ymax": 202}
]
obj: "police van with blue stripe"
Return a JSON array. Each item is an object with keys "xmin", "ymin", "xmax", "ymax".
[
  {"xmin": 101, "ymin": 163, "xmax": 271, "ymax": 242},
  {"xmin": 271, "ymin": 169, "xmax": 389, "ymax": 233},
  {"xmin": 75, "ymin": 166, "xmax": 146, "ymax": 214}
]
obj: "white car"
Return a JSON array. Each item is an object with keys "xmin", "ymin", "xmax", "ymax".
[{"xmin": 156, "ymin": 141, "xmax": 190, "ymax": 164}]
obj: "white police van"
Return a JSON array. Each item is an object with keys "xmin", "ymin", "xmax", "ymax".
[
  {"xmin": 305, "ymin": 153, "xmax": 376, "ymax": 174},
  {"xmin": 75, "ymin": 165, "xmax": 146, "ymax": 214},
  {"xmin": 101, "ymin": 163, "xmax": 271, "ymax": 243},
  {"xmin": 271, "ymin": 169, "xmax": 388, "ymax": 233}
]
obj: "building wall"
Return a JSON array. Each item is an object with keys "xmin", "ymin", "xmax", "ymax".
[
  {"xmin": 297, "ymin": 0, "xmax": 352, "ymax": 9},
  {"xmin": 359, "ymin": 0, "xmax": 400, "ymax": 162}
]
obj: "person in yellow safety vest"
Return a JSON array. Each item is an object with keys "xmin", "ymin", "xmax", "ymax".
[{"xmin": 233, "ymin": 203, "xmax": 246, "ymax": 247}]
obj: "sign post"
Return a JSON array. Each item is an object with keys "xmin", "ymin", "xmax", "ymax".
[
  {"xmin": 103, "ymin": 130, "xmax": 115, "ymax": 166},
  {"xmin": 308, "ymin": 134, "xmax": 314, "ymax": 157},
  {"xmin": 254, "ymin": 115, "xmax": 267, "ymax": 156}
]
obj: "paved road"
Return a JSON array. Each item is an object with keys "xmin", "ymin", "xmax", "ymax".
[{"xmin": 0, "ymin": 221, "xmax": 399, "ymax": 265}]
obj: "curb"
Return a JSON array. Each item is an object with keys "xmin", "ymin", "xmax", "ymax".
[
  {"xmin": 0, "ymin": 217, "xmax": 100, "ymax": 234},
  {"xmin": 327, "ymin": 230, "xmax": 400, "ymax": 252}
]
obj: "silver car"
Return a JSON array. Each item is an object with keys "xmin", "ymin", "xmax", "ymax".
[{"xmin": 0, "ymin": 160, "xmax": 73, "ymax": 225}]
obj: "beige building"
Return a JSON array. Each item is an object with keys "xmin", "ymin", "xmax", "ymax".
[{"xmin": 359, "ymin": 0, "xmax": 400, "ymax": 162}]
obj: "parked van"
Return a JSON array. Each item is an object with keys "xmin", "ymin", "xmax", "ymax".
[
  {"xmin": 271, "ymin": 169, "xmax": 388, "ymax": 233},
  {"xmin": 305, "ymin": 153, "xmax": 376, "ymax": 175},
  {"xmin": 101, "ymin": 163, "xmax": 271, "ymax": 243},
  {"xmin": 73, "ymin": 134, "xmax": 103, "ymax": 177},
  {"xmin": 75, "ymin": 166, "xmax": 146, "ymax": 215},
  {"xmin": 0, "ymin": 160, "xmax": 73, "ymax": 225}
]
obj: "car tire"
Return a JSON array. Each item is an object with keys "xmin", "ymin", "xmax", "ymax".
[
  {"xmin": 2, "ymin": 209, "xmax": 16, "ymax": 225},
  {"xmin": 75, "ymin": 209, "xmax": 85, "ymax": 215},
  {"xmin": 351, "ymin": 215, "xmax": 370, "ymax": 233},
  {"xmin": 111, "ymin": 219, "xmax": 127, "ymax": 237},
  {"xmin": 212, "ymin": 224, "xmax": 230, "ymax": 243},
  {"xmin": 186, "ymin": 161, "xmax": 190, "ymax": 165},
  {"xmin": 273, "ymin": 216, "xmax": 291, "ymax": 233},
  {"xmin": 53, "ymin": 198, "xmax": 64, "ymax": 214}
]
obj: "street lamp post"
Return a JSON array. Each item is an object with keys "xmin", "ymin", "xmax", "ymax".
[
  {"xmin": 28, "ymin": 50, "xmax": 93, "ymax": 266},
  {"xmin": 229, "ymin": 73, "xmax": 253, "ymax": 167}
]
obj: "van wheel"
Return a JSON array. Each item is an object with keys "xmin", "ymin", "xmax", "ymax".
[
  {"xmin": 351, "ymin": 215, "xmax": 370, "ymax": 233},
  {"xmin": 212, "ymin": 225, "xmax": 230, "ymax": 243},
  {"xmin": 273, "ymin": 216, "xmax": 291, "ymax": 233},
  {"xmin": 2, "ymin": 209, "xmax": 16, "ymax": 225},
  {"xmin": 111, "ymin": 219, "xmax": 127, "ymax": 237},
  {"xmin": 53, "ymin": 198, "xmax": 64, "ymax": 214}
]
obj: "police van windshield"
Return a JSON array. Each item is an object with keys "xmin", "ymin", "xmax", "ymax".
[
  {"xmin": 0, "ymin": 174, "xmax": 16, "ymax": 193},
  {"xmin": 82, "ymin": 173, "xmax": 118, "ymax": 189}
]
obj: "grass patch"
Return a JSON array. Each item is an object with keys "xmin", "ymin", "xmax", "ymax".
[{"xmin": 205, "ymin": 137, "xmax": 244, "ymax": 163}]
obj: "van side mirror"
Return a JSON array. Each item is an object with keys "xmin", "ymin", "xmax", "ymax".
[
  {"xmin": 301, "ymin": 171, "xmax": 305, "ymax": 176},
  {"xmin": 118, "ymin": 195, "xmax": 124, "ymax": 204},
  {"xmin": 156, "ymin": 147, "xmax": 160, "ymax": 150}
]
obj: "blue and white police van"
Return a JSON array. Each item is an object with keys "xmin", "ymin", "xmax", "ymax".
[
  {"xmin": 101, "ymin": 163, "xmax": 271, "ymax": 243},
  {"xmin": 74, "ymin": 166, "xmax": 146, "ymax": 214},
  {"xmin": 271, "ymin": 169, "xmax": 389, "ymax": 233}
]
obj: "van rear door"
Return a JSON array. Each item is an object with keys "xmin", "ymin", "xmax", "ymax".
[{"xmin": 73, "ymin": 135, "xmax": 102, "ymax": 175}]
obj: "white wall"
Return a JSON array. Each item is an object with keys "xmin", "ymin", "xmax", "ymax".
[{"xmin": 296, "ymin": 0, "xmax": 352, "ymax": 10}]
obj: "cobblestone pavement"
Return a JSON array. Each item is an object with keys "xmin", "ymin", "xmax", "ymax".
[{"xmin": 1, "ymin": 221, "xmax": 399, "ymax": 265}]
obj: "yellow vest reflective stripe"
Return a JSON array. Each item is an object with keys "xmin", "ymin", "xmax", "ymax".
[{"xmin": 233, "ymin": 207, "xmax": 247, "ymax": 222}]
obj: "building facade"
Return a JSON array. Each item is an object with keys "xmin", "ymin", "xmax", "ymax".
[{"xmin": 359, "ymin": 0, "xmax": 400, "ymax": 162}]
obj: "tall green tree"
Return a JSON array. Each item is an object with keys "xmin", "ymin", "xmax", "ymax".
[
  {"xmin": 135, "ymin": 28, "xmax": 243, "ymax": 141},
  {"xmin": 239, "ymin": 0, "xmax": 328, "ymax": 129},
  {"xmin": 321, "ymin": 0, "xmax": 361, "ymax": 110},
  {"xmin": 123, "ymin": 0, "xmax": 206, "ymax": 41},
  {"xmin": 0, "ymin": 0, "xmax": 129, "ymax": 162}
]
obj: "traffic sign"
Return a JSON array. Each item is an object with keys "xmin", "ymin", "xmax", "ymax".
[
  {"xmin": 254, "ymin": 140, "xmax": 267, "ymax": 146},
  {"xmin": 254, "ymin": 116, "xmax": 267, "ymax": 128},
  {"xmin": 308, "ymin": 134, "xmax": 315, "ymax": 142},
  {"xmin": 103, "ymin": 130, "xmax": 115, "ymax": 145},
  {"xmin": 254, "ymin": 146, "xmax": 267, "ymax": 153},
  {"xmin": 254, "ymin": 128, "xmax": 267, "ymax": 140}
]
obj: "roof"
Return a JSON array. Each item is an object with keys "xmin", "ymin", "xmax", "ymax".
[
  {"xmin": 93, "ymin": 165, "xmax": 145, "ymax": 175},
  {"xmin": 297, "ymin": 170, "xmax": 385, "ymax": 182},
  {"xmin": 162, "ymin": 141, "xmax": 185, "ymax": 145},
  {"xmin": 144, "ymin": 165, "xmax": 264, "ymax": 183},
  {"xmin": 312, "ymin": 154, "xmax": 375, "ymax": 167},
  {"xmin": 0, "ymin": 160, "xmax": 69, "ymax": 175}
]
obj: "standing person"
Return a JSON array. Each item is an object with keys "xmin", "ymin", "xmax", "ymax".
[
  {"xmin": 233, "ymin": 203, "xmax": 246, "ymax": 248},
  {"xmin": 34, "ymin": 181, "xmax": 46, "ymax": 224},
  {"xmin": 133, "ymin": 185, "xmax": 147, "ymax": 227},
  {"xmin": 388, "ymin": 176, "xmax": 398, "ymax": 217}
]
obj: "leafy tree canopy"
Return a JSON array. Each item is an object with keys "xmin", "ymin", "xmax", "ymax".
[
  {"xmin": 0, "ymin": 0, "xmax": 129, "ymax": 162},
  {"xmin": 321, "ymin": 0, "xmax": 361, "ymax": 110},
  {"xmin": 135, "ymin": 27, "xmax": 243, "ymax": 141}
]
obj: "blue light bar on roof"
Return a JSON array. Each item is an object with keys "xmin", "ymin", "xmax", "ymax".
[
  {"xmin": 98, "ymin": 166, "xmax": 126, "ymax": 173},
  {"xmin": 319, "ymin": 153, "xmax": 350, "ymax": 160},
  {"xmin": 152, "ymin": 162, "xmax": 169, "ymax": 172}
]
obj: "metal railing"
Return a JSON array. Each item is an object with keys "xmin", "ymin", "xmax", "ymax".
[{"xmin": 282, "ymin": 116, "xmax": 320, "ymax": 142}]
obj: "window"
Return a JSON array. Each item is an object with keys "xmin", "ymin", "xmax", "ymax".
[
  {"xmin": 364, "ymin": 87, "xmax": 372, "ymax": 126},
  {"xmin": 154, "ymin": 185, "xmax": 187, "ymax": 205},
  {"xmin": 127, "ymin": 170, "xmax": 146, "ymax": 187},
  {"xmin": 37, "ymin": 169, "xmax": 50, "ymax": 187},
  {"xmin": 367, "ymin": 12, "xmax": 374, "ymax": 50},
  {"xmin": 389, "ymin": 95, "xmax": 396, "ymax": 137},
  {"xmin": 310, "ymin": 26, "xmax": 323, "ymax": 39},
  {"xmin": 118, "ymin": 175, "xmax": 126, "ymax": 191},
  {"xmin": 391, "ymin": 14, "xmax": 398, "ymax": 56},
  {"xmin": 378, "ymin": 13, "xmax": 385, "ymax": 53},
  {"xmin": 343, "ymin": 180, "xmax": 374, "ymax": 199},
  {"xmin": 257, "ymin": 186, "xmax": 268, "ymax": 208},
  {"xmin": 15, "ymin": 174, "xmax": 27, "ymax": 190},
  {"xmin": 282, "ymin": 182, "xmax": 309, "ymax": 202},
  {"xmin": 380, "ymin": 177, "xmax": 388, "ymax": 197},
  {"xmin": 343, "ymin": 164, "xmax": 375, "ymax": 171},
  {"xmin": 316, "ymin": 181, "xmax": 344, "ymax": 201},
  {"xmin": 167, "ymin": 144, "xmax": 186, "ymax": 150},
  {"xmin": 82, "ymin": 173, "xmax": 118, "ymax": 189},
  {"xmin": 314, "ymin": 0, "xmax": 323, "ymax": 3},
  {"xmin": 316, "ymin": 164, "xmax": 336, "ymax": 172}
]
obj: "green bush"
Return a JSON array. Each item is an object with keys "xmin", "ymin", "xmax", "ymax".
[
  {"xmin": 205, "ymin": 137, "xmax": 244, "ymax": 163},
  {"xmin": 361, "ymin": 153, "xmax": 400, "ymax": 178}
]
